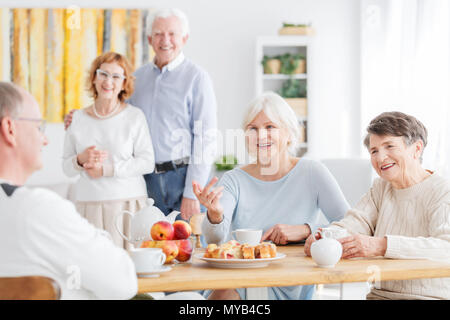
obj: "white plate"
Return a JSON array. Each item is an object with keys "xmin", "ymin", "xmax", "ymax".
[
  {"xmin": 194, "ymin": 252, "xmax": 286, "ymax": 268},
  {"xmin": 137, "ymin": 265, "xmax": 172, "ymax": 278}
]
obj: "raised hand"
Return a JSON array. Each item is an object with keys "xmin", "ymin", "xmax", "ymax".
[{"xmin": 192, "ymin": 177, "xmax": 224, "ymax": 223}]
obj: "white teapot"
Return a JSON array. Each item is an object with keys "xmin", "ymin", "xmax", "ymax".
[
  {"xmin": 310, "ymin": 229, "xmax": 343, "ymax": 268},
  {"xmin": 115, "ymin": 198, "xmax": 180, "ymax": 244}
]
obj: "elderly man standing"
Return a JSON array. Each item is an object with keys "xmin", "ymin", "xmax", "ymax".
[
  {"xmin": 0, "ymin": 82, "xmax": 137, "ymax": 299},
  {"xmin": 128, "ymin": 8, "xmax": 217, "ymax": 220}
]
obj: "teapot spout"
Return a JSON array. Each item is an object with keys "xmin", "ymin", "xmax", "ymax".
[{"xmin": 166, "ymin": 210, "xmax": 180, "ymax": 223}]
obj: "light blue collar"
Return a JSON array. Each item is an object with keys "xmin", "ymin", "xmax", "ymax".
[{"xmin": 152, "ymin": 52, "xmax": 185, "ymax": 72}]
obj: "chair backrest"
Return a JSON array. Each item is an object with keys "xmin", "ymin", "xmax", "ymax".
[
  {"xmin": 0, "ymin": 276, "xmax": 61, "ymax": 300},
  {"xmin": 321, "ymin": 158, "xmax": 375, "ymax": 207}
]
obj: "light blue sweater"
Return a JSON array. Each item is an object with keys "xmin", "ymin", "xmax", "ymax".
[{"xmin": 202, "ymin": 158, "xmax": 350, "ymax": 300}]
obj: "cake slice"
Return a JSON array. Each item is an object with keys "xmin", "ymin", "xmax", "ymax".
[
  {"xmin": 255, "ymin": 242, "xmax": 277, "ymax": 258},
  {"xmin": 218, "ymin": 245, "xmax": 236, "ymax": 259},
  {"xmin": 204, "ymin": 243, "xmax": 218, "ymax": 258},
  {"xmin": 242, "ymin": 244, "xmax": 255, "ymax": 259}
]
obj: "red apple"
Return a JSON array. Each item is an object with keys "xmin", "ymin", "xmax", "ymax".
[
  {"xmin": 173, "ymin": 220, "xmax": 192, "ymax": 240},
  {"xmin": 154, "ymin": 240, "xmax": 179, "ymax": 264},
  {"xmin": 175, "ymin": 239, "xmax": 193, "ymax": 262},
  {"xmin": 151, "ymin": 221, "xmax": 175, "ymax": 240}
]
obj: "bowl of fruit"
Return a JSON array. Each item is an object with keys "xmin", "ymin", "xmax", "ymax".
[{"xmin": 140, "ymin": 220, "xmax": 194, "ymax": 264}]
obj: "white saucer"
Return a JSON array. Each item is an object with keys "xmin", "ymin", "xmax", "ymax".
[
  {"xmin": 137, "ymin": 265, "xmax": 172, "ymax": 278},
  {"xmin": 195, "ymin": 253, "xmax": 286, "ymax": 268}
]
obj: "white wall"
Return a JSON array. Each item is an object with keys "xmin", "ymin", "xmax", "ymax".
[
  {"xmin": 148, "ymin": 0, "xmax": 362, "ymax": 160},
  {"xmin": 4, "ymin": 0, "xmax": 362, "ymax": 183}
]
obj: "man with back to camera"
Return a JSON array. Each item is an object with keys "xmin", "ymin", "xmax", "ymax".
[
  {"xmin": 0, "ymin": 82, "xmax": 204, "ymax": 300},
  {"xmin": 0, "ymin": 81, "xmax": 138, "ymax": 299}
]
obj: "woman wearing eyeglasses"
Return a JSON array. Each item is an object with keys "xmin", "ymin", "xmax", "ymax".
[{"xmin": 62, "ymin": 52, "xmax": 155, "ymax": 249}]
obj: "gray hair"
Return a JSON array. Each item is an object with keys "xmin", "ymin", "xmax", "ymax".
[
  {"xmin": 243, "ymin": 91, "xmax": 301, "ymax": 155},
  {"xmin": 146, "ymin": 8, "xmax": 190, "ymax": 37},
  {"xmin": 0, "ymin": 82, "xmax": 24, "ymax": 120},
  {"xmin": 363, "ymin": 111, "xmax": 428, "ymax": 161}
]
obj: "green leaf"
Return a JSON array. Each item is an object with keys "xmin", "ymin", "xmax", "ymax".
[{"xmin": 215, "ymin": 155, "xmax": 238, "ymax": 171}]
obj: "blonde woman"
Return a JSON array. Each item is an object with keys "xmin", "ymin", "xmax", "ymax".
[
  {"xmin": 63, "ymin": 52, "xmax": 155, "ymax": 249},
  {"xmin": 193, "ymin": 92, "xmax": 350, "ymax": 300}
]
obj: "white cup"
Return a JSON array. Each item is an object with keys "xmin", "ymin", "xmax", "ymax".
[
  {"xmin": 231, "ymin": 229, "xmax": 262, "ymax": 246},
  {"xmin": 129, "ymin": 248, "xmax": 166, "ymax": 273}
]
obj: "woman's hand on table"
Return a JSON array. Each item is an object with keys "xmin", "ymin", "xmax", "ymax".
[
  {"xmin": 339, "ymin": 234, "xmax": 387, "ymax": 259},
  {"xmin": 262, "ymin": 224, "xmax": 311, "ymax": 245},
  {"xmin": 304, "ymin": 232, "xmax": 320, "ymax": 256},
  {"xmin": 192, "ymin": 177, "xmax": 224, "ymax": 224}
]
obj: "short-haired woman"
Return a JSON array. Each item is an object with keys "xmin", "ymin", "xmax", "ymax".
[
  {"xmin": 63, "ymin": 52, "xmax": 155, "ymax": 249},
  {"xmin": 192, "ymin": 92, "xmax": 350, "ymax": 300},
  {"xmin": 305, "ymin": 111, "xmax": 450, "ymax": 300}
]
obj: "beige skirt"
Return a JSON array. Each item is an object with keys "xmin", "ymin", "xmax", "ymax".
[{"xmin": 75, "ymin": 197, "xmax": 147, "ymax": 250}]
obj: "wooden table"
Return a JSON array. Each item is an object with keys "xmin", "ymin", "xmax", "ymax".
[{"xmin": 138, "ymin": 245, "xmax": 450, "ymax": 293}]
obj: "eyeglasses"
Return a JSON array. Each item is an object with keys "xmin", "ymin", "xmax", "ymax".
[
  {"xmin": 96, "ymin": 69, "xmax": 126, "ymax": 82},
  {"xmin": 14, "ymin": 117, "xmax": 47, "ymax": 133}
]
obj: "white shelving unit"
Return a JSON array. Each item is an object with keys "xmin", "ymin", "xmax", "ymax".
[{"xmin": 255, "ymin": 35, "xmax": 311, "ymax": 156}]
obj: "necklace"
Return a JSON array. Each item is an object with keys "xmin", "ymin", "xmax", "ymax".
[{"xmin": 93, "ymin": 100, "xmax": 121, "ymax": 119}]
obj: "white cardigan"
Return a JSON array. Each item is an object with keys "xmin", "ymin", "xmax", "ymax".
[
  {"xmin": 331, "ymin": 173, "xmax": 450, "ymax": 300},
  {"xmin": 62, "ymin": 105, "xmax": 155, "ymax": 202}
]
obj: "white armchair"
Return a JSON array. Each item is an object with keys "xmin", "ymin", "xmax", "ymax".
[
  {"xmin": 319, "ymin": 158, "xmax": 375, "ymax": 300},
  {"xmin": 321, "ymin": 158, "xmax": 375, "ymax": 207}
]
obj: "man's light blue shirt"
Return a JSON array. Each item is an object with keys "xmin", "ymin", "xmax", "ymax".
[{"xmin": 129, "ymin": 53, "xmax": 218, "ymax": 199}]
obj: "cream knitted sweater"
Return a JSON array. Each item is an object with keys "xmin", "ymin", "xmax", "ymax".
[{"xmin": 331, "ymin": 173, "xmax": 450, "ymax": 300}]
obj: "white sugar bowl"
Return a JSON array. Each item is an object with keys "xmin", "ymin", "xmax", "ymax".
[{"xmin": 310, "ymin": 230, "xmax": 343, "ymax": 268}]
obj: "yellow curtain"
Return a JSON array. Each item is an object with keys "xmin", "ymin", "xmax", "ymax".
[{"xmin": 1, "ymin": 7, "xmax": 151, "ymax": 122}]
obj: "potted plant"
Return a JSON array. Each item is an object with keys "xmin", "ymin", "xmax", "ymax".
[
  {"xmin": 279, "ymin": 79, "xmax": 307, "ymax": 117},
  {"xmin": 261, "ymin": 55, "xmax": 281, "ymax": 74},
  {"xmin": 215, "ymin": 154, "xmax": 238, "ymax": 171},
  {"xmin": 292, "ymin": 53, "xmax": 306, "ymax": 74},
  {"xmin": 279, "ymin": 22, "xmax": 314, "ymax": 35},
  {"xmin": 279, "ymin": 53, "xmax": 306, "ymax": 75}
]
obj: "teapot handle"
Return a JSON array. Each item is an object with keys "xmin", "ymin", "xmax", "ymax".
[
  {"xmin": 115, "ymin": 210, "xmax": 134, "ymax": 242},
  {"xmin": 311, "ymin": 228, "xmax": 319, "ymax": 243},
  {"xmin": 311, "ymin": 228, "xmax": 330, "ymax": 242}
]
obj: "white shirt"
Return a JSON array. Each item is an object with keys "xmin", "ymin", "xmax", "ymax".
[
  {"xmin": 62, "ymin": 105, "xmax": 155, "ymax": 202},
  {"xmin": 0, "ymin": 181, "xmax": 138, "ymax": 299}
]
